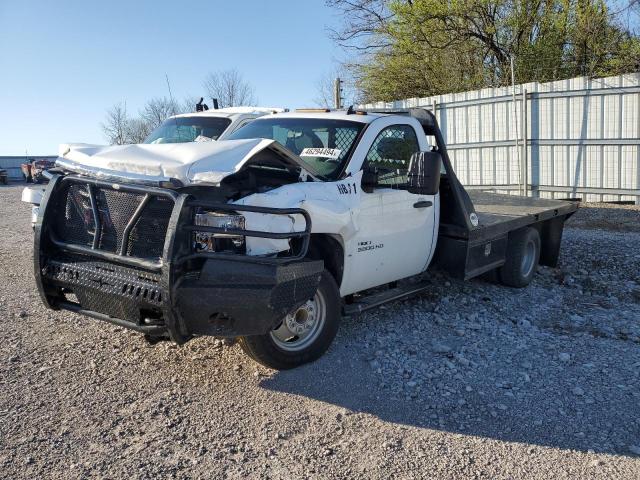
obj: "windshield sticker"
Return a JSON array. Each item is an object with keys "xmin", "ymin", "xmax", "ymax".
[{"xmin": 299, "ymin": 147, "xmax": 341, "ymax": 160}]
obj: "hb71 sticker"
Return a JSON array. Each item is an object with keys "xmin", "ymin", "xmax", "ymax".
[{"xmin": 337, "ymin": 182, "xmax": 357, "ymax": 195}]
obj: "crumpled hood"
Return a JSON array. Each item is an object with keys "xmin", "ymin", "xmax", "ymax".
[{"xmin": 55, "ymin": 138, "xmax": 311, "ymax": 185}]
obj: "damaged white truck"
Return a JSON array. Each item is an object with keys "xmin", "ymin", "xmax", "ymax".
[{"xmin": 33, "ymin": 108, "xmax": 577, "ymax": 369}]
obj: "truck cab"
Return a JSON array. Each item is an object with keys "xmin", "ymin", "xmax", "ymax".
[{"xmin": 32, "ymin": 108, "xmax": 577, "ymax": 369}]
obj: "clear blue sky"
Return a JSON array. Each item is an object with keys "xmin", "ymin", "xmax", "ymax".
[{"xmin": 0, "ymin": 0, "xmax": 345, "ymax": 155}]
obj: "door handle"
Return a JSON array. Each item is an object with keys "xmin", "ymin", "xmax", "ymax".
[{"xmin": 413, "ymin": 200, "xmax": 433, "ymax": 208}]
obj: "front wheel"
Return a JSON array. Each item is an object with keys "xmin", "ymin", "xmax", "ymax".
[{"xmin": 239, "ymin": 270, "xmax": 341, "ymax": 369}]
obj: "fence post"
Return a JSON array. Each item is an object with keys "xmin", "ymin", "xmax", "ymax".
[{"xmin": 522, "ymin": 88, "xmax": 528, "ymax": 197}]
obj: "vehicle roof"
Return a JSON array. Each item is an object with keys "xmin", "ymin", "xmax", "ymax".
[
  {"xmin": 171, "ymin": 106, "xmax": 285, "ymax": 120},
  {"xmin": 248, "ymin": 110, "xmax": 390, "ymax": 124}
]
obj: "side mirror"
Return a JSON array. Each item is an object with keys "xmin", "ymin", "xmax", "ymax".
[
  {"xmin": 407, "ymin": 151, "xmax": 441, "ymax": 195},
  {"xmin": 361, "ymin": 168, "xmax": 379, "ymax": 193}
]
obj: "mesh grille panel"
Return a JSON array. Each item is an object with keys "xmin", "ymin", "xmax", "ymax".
[
  {"xmin": 127, "ymin": 197, "xmax": 173, "ymax": 258},
  {"xmin": 53, "ymin": 182, "xmax": 173, "ymax": 261},
  {"xmin": 96, "ymin": 189, "xmax": 144, "ymax": 252},
  {"xmin": 62, "ymin": 184, "xmax": 95, "ymax": 247}
]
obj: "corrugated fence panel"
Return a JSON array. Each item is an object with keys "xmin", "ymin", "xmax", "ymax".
[{"xmin": 361, "ymin": 73, "xmax": 640, "ymax": 202}]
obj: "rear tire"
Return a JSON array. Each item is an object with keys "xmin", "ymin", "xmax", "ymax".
[
  {"xmin": 498, "ymin": 227, "xmax": 540, "ymax": 288},
  {"xmin": 239, "ymin": 270, "xmax": 341, "ymax": 370}
]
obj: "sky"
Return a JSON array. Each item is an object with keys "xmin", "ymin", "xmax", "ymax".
[{"xmin": 0, "ymin": 0, "xmax": 346, "ymax": 155}]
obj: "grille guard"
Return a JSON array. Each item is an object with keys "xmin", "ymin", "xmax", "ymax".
[{"xmin": 34, "ymin": 174, "xmax": 315, "ymax": 343}]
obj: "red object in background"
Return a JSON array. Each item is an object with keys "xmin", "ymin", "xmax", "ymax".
[{"xmin": 20, "ymin": 158, "xmax": 55, "ymax": 183}]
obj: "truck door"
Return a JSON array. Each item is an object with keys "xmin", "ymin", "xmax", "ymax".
[{"xmin": 344, "ymin": 123, "xmax": 437, "ymax": 294}]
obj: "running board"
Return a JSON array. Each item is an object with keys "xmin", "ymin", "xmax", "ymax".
[{"xmin": 343, "ymin": 280, "xmax": 431, "ymax": 316}]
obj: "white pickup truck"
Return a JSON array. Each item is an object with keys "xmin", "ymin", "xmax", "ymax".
[{"xmin": 32, "ymin": 108, "xmax": 577, "ymax": 369}]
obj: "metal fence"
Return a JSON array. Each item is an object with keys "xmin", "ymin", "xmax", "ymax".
[{"xmin": 362, "ymin": 73, "xmax": 640, "ymax": 203}]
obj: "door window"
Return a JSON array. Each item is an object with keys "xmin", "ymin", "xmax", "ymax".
[{"xmin": 364, "ymin": 125, "xmax": 419, "ymax": 188}]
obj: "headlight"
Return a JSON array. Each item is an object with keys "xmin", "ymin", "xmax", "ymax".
[{"xmin": 194, "ymin": 212, "xmax": 246, "ymax": 253}]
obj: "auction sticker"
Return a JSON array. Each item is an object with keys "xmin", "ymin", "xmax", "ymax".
[{"xmin": 299, "ymin": 148, "xmax": 341, "ymax": 160}]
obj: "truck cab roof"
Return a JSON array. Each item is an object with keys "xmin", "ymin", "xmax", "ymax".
[
  {"xmin": 171, "ymin": 106, "xmax": 286, "ymax": 121},
  {"xmin": 264, "ymin": 109, "xmax": 385, "ymax": 124}
]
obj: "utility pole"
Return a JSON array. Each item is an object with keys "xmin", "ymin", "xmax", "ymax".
[{"xmin": 333, "ymin": 77, "xmax": 343, "ymax": 110}]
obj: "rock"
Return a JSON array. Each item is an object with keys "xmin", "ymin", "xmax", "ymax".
[
  {"xmin": 572, "ymin": 386, "xmax": 585, "ymax": 396},
  {"xmin": 432, "ymin": 342, "xmax": 451, "ymax": 354},
  {"xmin": 233, "ymin": 365, "xmax": 241, "ymax": 372},
  {"xmin": 369, "ymin": 360, "xmax": 381, "ymax": 370},
  {"xmin": 18, "ymin": 310, "xmax": 28, "ymax": 318},
  {"xmin": 558, "ymin": 352, "xmax": 571, "ymax": 362},
  {"xmin": 455, "ymin": 355, "xmax": 470, "ymax": 367}
]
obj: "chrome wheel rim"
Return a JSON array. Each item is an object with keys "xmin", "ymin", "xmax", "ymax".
[
  {"xmin": 269, "ymin": 290, "xmax": 326, "ymax": 352},
  {"xmin": 521, "ymin": 239, "xmax": 536, "ymax": 277}
]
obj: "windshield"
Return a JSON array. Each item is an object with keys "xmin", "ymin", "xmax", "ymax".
[
  {"xmin": 144, "ymin": 116, "xmax": 232, "ymax": 144},
  {"xmin": 226, "ymin": 117, "xmax": 364, "ymax": 179}
]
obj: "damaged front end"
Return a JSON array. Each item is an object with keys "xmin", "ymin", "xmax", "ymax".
[{"xmin": 34, "ymin": 173, "xmax": 323, "ymax": 343}]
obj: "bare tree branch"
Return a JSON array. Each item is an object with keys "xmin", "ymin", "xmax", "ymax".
[
  {"xmin": 203, "ymin": 69, "xmax": 257, "ymax": 108},
  {"xmin": 101, "ymin": 103, "xmax": 129, "ymax": 145},
  {"xmin": 140, "ymin": 97, "xmax": 179, "ymax": 130}
]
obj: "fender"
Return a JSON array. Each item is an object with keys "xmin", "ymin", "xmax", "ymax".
[{"xmin": 233, "ymin": 171, "xmax": 363, "ymax": 256}]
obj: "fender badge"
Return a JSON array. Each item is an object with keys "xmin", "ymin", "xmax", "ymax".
[{"xmin": 469, "ymin": 212, "xmax": 479, "ymax": 227}]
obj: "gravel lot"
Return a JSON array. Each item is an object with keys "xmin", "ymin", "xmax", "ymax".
[{"xmin": 1, "ymin": 183, "xmax": 639, "ymax": 479}]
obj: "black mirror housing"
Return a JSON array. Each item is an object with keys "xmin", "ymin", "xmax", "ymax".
[
  {"xmin": 407, "ymin": 151, "xmax": 441, "ymax": 195},
  {"xmin": 361, "ymin": 168, "xmax": 379, "ymax": 193}
]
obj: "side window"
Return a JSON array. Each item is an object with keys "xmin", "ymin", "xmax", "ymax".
[{"xmin": 364, "ymin": 125, "xmax": 419, "ymax": 187}]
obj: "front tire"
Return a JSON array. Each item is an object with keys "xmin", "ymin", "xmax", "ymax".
[{"xmin": 239, "ymin": 270, "xmax": 341, "ymax": 369}]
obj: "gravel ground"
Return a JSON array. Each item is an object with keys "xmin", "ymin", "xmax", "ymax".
[{"xmin": 1, "ymin": 183, "xmax": 639, "ymax": 479}]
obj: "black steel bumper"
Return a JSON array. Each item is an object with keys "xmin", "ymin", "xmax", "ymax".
[{"xmin": 34, "ymin": 175, "xmax": 322, "ymax": 343}]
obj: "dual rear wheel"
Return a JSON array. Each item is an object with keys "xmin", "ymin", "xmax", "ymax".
[{"xmin": 497, "ymin": 227, "xmax": 541, "ymax": 288}]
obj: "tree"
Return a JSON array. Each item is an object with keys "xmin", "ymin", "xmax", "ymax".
[
  {"xmin": 140, "ymin": 96, "xmax": 180, "ymax": 130},
  {"xmin": 327, "ymin": 0, "xmax": 640, "ymax": 102},
  {"xmin": 203, "ymin": 69, "xmax": 257, "ymax": 108},
  {"xmin": 101, "ymin": 103, "xmax": 129, "ymax": 145},
  {"xmin": 126, "ymin": 118, "xmax": 152, "ymax": 144}
]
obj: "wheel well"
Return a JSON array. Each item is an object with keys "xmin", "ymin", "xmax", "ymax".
[{"xmin": 306, "ymin": 234, "xmax": 344, "ymax": 287}]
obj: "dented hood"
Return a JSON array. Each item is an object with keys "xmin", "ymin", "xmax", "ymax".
[{"xmin": 55, "ymin": 139, "xmax": 315, "ymax": 185}]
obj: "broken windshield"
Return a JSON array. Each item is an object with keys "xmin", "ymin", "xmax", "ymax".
[
  {"xmin": 144, "ymin": 116, "xmax": 232, "ymax": 144},
  {"xmin": 226, "ymin": 118, "xmax": 364, "ymax": 179}
]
